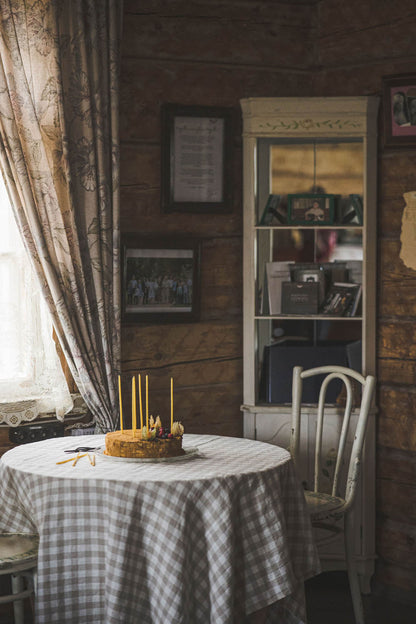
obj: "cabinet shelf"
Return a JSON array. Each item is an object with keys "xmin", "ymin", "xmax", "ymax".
[
  {"xmin": 255, "ymin": 315, "xmax": 362, "ymax": 320},
  {"xmin": 255, "ymin": 225, "xmax": 364, "ymax": 231}
]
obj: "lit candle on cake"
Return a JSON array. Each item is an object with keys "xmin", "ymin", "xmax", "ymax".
[
  {"xmin": 171, "ymin": 377, "xmax": 173, "ymax": 430},
  {"xmin": 138, "ymin": 373, "xmax": 143, "ymax": 430},
  {"xmin": 118, "ymin": 375, "xmax": 124, "ymax": 433},
  {"xmin": 132, "ymin": 376, "xmax": 137, "ymax": 436},
  {"xmin": 146, "ymin": 375, "xmax": 149, "ymax": 435}
]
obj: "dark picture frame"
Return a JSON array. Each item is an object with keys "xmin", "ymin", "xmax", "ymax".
[
  {"xmin": 161, "ymin": 103, "xmax": 233, "ymax": 213},
  {"xmin": 383, "ymin": 73, "xmax": 416, "ymax": 147},
  {"xmin": 121, "ymin": 234, "xmax": 201, "ymax": 324},
  {"xmin": 292, "ymin": 265, "xmax": 326, "ymax": 304},
  {"xmin": 287, "ymin": 194, "xmax": 335, "ymax": 225}
]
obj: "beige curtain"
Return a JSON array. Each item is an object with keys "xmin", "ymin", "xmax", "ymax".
[{"xmin": 0, "ymin": 0, "xmax": 122, "ymax": 432}]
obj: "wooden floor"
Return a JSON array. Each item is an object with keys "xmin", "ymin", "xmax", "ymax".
[
  {"xmin": 1, "ymin": 571, "xmax": 415, "ymax": 623},
  {"xmin": 306, "ymin": 572, "xmax": 416, "ymax": 624}
]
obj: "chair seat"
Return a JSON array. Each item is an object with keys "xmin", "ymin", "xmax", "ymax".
[
  {"xmin": 304, "ymin": 490, "xmax": 346, "ymax": 521},
  {"xmin": 0, "ymin": 534, "xmax": 39, "ymax": 571}
]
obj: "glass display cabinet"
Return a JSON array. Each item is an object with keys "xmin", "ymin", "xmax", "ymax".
[{"xmin": 240, "ymin": 97, "xmax": 379, "ymax": 590}]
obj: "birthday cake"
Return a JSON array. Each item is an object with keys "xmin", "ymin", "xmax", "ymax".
[{"xmin": 104, "ymin": 417, "xmax": 185, "ymax": 459}]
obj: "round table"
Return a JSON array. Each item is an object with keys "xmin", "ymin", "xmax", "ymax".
[{"xmin": 0, "ymin": 433, "xmax": 320, "ymax": 624}]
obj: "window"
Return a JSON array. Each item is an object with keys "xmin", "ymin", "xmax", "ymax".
[{"xmin": 0, "ymin": 175, "xmax": 72, "ymax": 425}]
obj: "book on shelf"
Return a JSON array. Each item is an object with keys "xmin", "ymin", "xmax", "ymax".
[
  {"xmin": 345, "ymin": 260, "xmax": 362, "ymax": 284},
  {"xmin": 265, "ymin": 261, "xmax": 293, "ymax": 314},
  {"xmin": 320, "ymin": 282, "xmax": 361, "ymax": 316},
  {"xmin": 259, "ymin": 194, "xmax": 286, "ymax": 225},
  {"xmin": 281, "ymin": 281, "xmax": 319, "ymax": 315},
  {"xmin": 260, "ymin": 266, "xmax": 269, "ymax": 315},
  {"xmin": 345, "ymin": 283, "xmax": 362, "ymax": 317}
]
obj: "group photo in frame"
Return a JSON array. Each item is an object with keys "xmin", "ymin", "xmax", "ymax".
[
  {"xmin": 287, "ymin": 193, "xmax": 335, "ymax": 226},
  {"xmin": 161, "ymin": 103, "xmax": 233, "ymax": 213},
  {"xmin": 121, "ymin": 235, "xmax": 201, "ymax": 323},
  {"xmin": 383, "ymin": 73, "xmax": 416, "ymax": 147}
]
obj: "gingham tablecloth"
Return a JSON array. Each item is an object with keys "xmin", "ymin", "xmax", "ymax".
[{"xmin": 0, "ymin": 434, "xmax": 320, "ymax": 624}]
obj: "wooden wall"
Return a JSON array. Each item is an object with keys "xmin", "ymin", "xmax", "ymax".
[
  {"xmin": 120, "ymin": 0, "xmax": 416, "ymax": 600},
  {"xmin": 314, "ymin": 0, "xmax": 416, "ymax": 600},
  {"xmin": 119, "ymin": 0, "xmax": 315, "ymax": 435}
]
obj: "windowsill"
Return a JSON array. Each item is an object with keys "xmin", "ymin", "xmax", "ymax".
[{"xmin": 0, "ymin": 394, "xmax": 92, "ymax": 429}]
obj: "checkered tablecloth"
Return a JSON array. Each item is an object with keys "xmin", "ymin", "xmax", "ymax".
[{"xmin": 0, "ymin": 434, "xmax": 320, "ymax": 624}]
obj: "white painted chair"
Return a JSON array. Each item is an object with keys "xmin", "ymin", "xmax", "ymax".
[
  {"xmin": 0, "ymin": 533, "xmax": 38, "ymax": 624},
  {"xmin": 290, "ymin": 365, "xmax": 375, "ymax": 624}
]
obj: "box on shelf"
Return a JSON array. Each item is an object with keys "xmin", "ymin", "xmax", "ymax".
[
  {"xmin": 259, "ymin": 343, "xmax": 350, "ymax": 404},
  {"xmin": 281, "ymin": 281, "xmax": 319, "ymax": 315}
]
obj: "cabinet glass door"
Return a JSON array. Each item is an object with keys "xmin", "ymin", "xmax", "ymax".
[{"xmin": 255, "ymin": 138, "xmax": 365, "ymax": 405}]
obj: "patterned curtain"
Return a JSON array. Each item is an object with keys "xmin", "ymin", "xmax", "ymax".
[{"xmin": 0, "ymin": 0, "xmax": 122, "ymax": 432}]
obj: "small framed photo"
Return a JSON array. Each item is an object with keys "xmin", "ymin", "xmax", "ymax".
[
  {"xmin": 287, "ymin": 194, "xmax": 335, "ymax": 225},
  {"xmin": 121, "ymin": 235, "xmax": 201, "ymax": 324},
  {"xmin": 292, "ymin": 265, "xmax": 326, "ymax": 304},
  {"xmin": 161, "ymin": 103, "xmax": 233, "ymax": 213},
  {"xmin": 383, "ymin": 73, "xmax": 416, "ymax": 147}
]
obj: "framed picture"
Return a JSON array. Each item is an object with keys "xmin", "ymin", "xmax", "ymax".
[
  {"xmin": 259, "ymin": 194, "xmax": 287, "ymax": 225},
  {"xmin": 383, "ymin": 73, "xmax": 416, "ymax": 147},
  {"xmin": 161, "ymin": 103, "xmax": 233, "ymax": 213},
  {"xmin": 121, "ymin": 235, "xmax": 201, "ymax": 323},
  {"xmin": 337, "ymin": 194, "xmax": 363, "ymax": 226},
  {"xmin": 292, "ymin": 264, "xmax": 326, "ymax": 304},
  {"xmin": 287, "ymin": 194, "xmax": 335, "ymax": 225}
]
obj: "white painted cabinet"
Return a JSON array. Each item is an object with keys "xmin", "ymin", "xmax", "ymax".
[{"xmin": 240, "ymin": 97, "xmax": 379, "ymax": 591}]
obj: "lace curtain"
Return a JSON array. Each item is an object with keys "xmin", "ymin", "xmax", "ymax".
[
  {"xmin": 0, "ymin": 177, "xmax": 73, "ymax": 425},
  {"xmin": 0, "ymin": 0, "xmax": 122, "ymax": 432}
]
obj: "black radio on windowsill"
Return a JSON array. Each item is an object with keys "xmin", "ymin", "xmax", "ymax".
[{"xmin": 9, "ymin": 421, "xmax": 65, "ymax": 444}]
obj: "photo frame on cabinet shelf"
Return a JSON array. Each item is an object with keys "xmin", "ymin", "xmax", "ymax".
[
  {"xmin": 292, "ymin": 265, "xmax": 326, "ymax": 304},
  {"xmin": 121, "ymin": 234, "xmax": 201, "ymax": 324},
  {"xmin": 337, "ymin": 194, "xmax": 363, "ymax": 225},
  {"xmin": 161, "ymin": 103, "xmax": 233, "ymax": 213},
  {"xmin": 259, "ymin": 194, "xmax": 287, "ymax": 225},
  {"xmin": 287, "ymin": 193, "xmax": 335, "ymax": 225},
  {"xmin": 383, "ymin": 73, "xmax": 416, "ymax": 147}
]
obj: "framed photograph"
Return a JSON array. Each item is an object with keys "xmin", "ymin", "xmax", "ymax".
[
  {"xmin": 292, "ymin": 264, "xmax": 326, "ymax": 304},
  {"xmin": 259, "ymin": 194, "xmax": 287, "ymax": 225},
  {"xmin": 287, "ymin": 194, "xmax": 335, "ymax": 225},
  {"xmin": 161, "ymin": 104, "xmax": 233, "ymax": 213},
  {"xmin": 337, "ymin": 194, "xmax": 363, "ymax": 225},
  {"xmin": 121, "ymin": 235, "xmax": 201, "ymax": 323},
  {"xmin": 383, "ymin": 73, "xmax": 416, "ymax": 147}
]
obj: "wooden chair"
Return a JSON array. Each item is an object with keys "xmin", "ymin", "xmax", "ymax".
[
  {"xmin": 0, "ymin": 533, "xmax": 38, "ymax": 624},
  {"xmin": 290, "ymin": 365, "xmax": 375, "ymax": 624}
]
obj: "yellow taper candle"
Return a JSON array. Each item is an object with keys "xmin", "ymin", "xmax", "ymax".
[
  {"xmin": 171, "ymin": 377, "xmax": 173, "ymax": 430},
  {"xmin": 132, "ymin": 376, "xmax": 137, "ymax": 436},
  {"xmin": 146, "ymin": 375, "xmax": 149, "ymax": 433},
  {"xmin": 138, "ymin": 374, "xmax": 143, "ymax": 430},
  {"xmin": 118, "ymin": 375, "xmax": 124, "ymax": 433}
]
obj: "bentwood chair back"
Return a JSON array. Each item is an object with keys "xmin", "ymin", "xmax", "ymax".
[
  {"xmin": 0, "ymin": 533, "xmax": 38, "ymax": 624},
  {"xmin": 290, "ymin": 365, "xmax": 375, "ymax": 624}
]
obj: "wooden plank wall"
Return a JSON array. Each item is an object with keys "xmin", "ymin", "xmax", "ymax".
[
  {"xmin": 120, "ymin": 0, "xmax": 416, "ymax": 599},
  {"xmin": 314, "ymin": 0, "xmax": 416, "ymax": 599},
  {"xmin": 119, "ymin": 0, "xmax": 316, "ymax": 435}
]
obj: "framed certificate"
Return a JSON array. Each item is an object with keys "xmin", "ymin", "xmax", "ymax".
[{"xmin": 161, "ymin": 104, "xmax": 233, "ymax": 213}]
